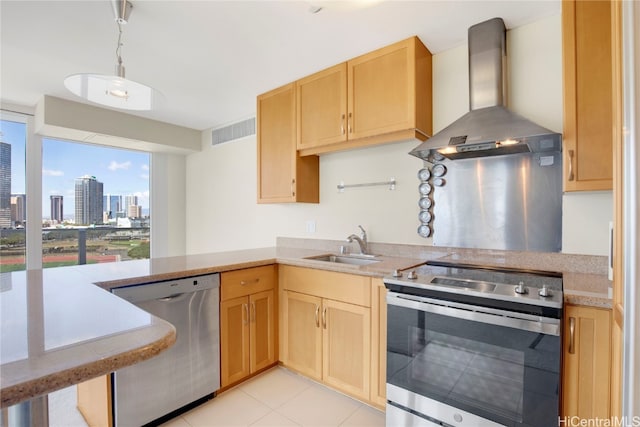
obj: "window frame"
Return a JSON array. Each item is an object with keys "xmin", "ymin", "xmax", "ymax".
[{"xmin": 2, "ymin": 108, "xmax": 167, "ymax": 270}]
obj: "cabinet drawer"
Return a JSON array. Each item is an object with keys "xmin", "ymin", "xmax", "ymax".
[
  {"xmin": 221, "ymin": 265, "xmax": 276, "ymax": 301},
  {"xmin": 279, "ymin": 265, "xmax": 370, "ymax": 307}
]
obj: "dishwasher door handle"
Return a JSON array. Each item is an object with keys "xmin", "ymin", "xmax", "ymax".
[{"xmin": 156, "ymin": 293, "xmax": 185, "ymax": 302}]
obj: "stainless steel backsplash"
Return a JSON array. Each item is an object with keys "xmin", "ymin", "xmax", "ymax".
[{"xmin": 429, "ymin": 151, "xmax": 562, "ymax": 252}]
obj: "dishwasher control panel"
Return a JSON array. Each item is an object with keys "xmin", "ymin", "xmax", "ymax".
[{"xmin": 112, "ymin": 273, "xmax": 220, "ymax": 303}]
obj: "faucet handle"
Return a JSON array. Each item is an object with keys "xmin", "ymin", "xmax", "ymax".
[{"xmin": 357, "ymin": 225, "xmax": 367, "ymax": 240}]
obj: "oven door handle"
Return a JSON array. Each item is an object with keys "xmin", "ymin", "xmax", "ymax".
[{"xmin": 387, "ymin": 292, "xmax": 560, "ymax": 336}]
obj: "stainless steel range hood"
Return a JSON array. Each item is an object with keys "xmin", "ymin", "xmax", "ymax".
[{"xmin": 410, "ymin": 17, "xmax": 561, "ymax": 161}]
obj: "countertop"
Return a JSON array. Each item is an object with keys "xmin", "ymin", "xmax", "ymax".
[
  {"xmin": 0, "ymin": 241, "xmax": 611, "ymax": 408},
  {"xmin": 0, "ymin": 268, "xmax": 176, "ymax": 408}
]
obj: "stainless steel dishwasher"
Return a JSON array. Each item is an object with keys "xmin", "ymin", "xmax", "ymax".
[{"xmin": 112, "ymin": 274, "xmax": 220, "ymax": 427}]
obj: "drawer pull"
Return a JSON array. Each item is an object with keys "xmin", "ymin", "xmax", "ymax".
[
  {"xmin": 569, "ymin": 317, "xmax": 576, "ymax": 354},
  {"xmin": 240, "ymin": 278, "xmax": 260, "ymax": 286},
  {"xmin": 250, "ymin": 302, "xmax": 256, "ymax": 322},
  {"xmin": 341, "ymin": 114, "xmax": 346, "ymax": 135},
  {"xmin": 315, "ymin": 305, "xmax": 320, "ymax": 328},
  {"xmin": 243, "ymin": 303, "xmax": 249, "ymax": 326}
]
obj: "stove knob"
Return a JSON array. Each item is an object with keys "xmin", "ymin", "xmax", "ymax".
[
  {"xmin": 407, "ymin": 270, "xmax": 418, "ymax": 280},
  {"xmin": 539, "ymin": 285, "xmax": 553, "ymax": 297},
  {"xmin": 392, "ymin": 269, "xmax": 402, "ymax": 278},
  {"xmin": 514, "ymin": 281, "xmax": 528, "ymax": 294}
]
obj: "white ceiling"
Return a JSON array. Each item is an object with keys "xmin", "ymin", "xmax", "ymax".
[{"xmin": 0, "ymin": 0, "xmax": 560, "ymax": 131}]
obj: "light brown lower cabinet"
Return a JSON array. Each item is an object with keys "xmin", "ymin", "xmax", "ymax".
[
  {"xmin": 370, "ymin": 278, "xmax": 387, "ymax": 408},
  {"xmin": 280, "ymin": 265, "xmax": 371, "ymax": 402},
  {"xmin": 220, "ymin": 265, "xmax": 277, "ymax": 388},
  {"xmin": 77, "ymin": 375, "xmax": 111, "ymax": 427},
  {"xmin": 562, "ymin": 304, "xmax": 612, "ymax": 420}
]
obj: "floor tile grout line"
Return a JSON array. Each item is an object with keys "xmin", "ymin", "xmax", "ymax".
[{"xmin": 249, "ymin": 408, "xmax": 303, "ymax": 427}]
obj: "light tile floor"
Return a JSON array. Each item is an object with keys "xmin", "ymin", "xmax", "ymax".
[{"xmin": 49, "ymin": 367, "xmax": 385, "ymax": 427}]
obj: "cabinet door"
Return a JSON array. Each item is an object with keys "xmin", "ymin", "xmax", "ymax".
[
  {"xmin": 370, "ymin": 278, "xmax": 387, "ymax": 407},
  {"xmin": 562, "ymin": 0, "xmax": 613, "ymax": 191},
  {"xmin": 322, "ymin": 299, "xmax": 371, "ymax": 400},
  {"xmin": 220, "ymin": 296, "xmax": 250, "ymax": 387},
  {"xmin": 257, "ymin": 83, "xmax": 319, "ymax": 203},
  {"xmin": 348, "ymin": 37, "xmax": 417, "ymax": 140},
  {"xmin": 77, "ymin": 375, "xmax": 112, "ymax": 427},
  {"xmin": 250, "ymin": 289, "xmax": 275, "ymax": 373},
  {"xmin": 562, "ymin": 305, "xmax": 611, "ymax": 419},
  {"xmin": 282, "ymin": 291, "xmax": 322, "ymax": 381},
  {"xmin": 297, "ymin": 63, "xmax": 348, "ymax": 150}
]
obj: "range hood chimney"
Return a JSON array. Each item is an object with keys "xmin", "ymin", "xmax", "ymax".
[{"xmin": 410, "ymin": 17, "xmax": 561, "ymax": 161}]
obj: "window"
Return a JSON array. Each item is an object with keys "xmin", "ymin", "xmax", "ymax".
[
  {"xmin": 1, "ymin": 109, "xmax": 164, "ymax": 271},
  {"xmin": 0, "ymin": 117, "xmax": 27, "ymax": 272},
  {"xmin": 41, "ymin": 139, "xmax": 151, "ymax": 267}
]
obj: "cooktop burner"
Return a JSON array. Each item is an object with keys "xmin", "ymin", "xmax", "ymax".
[{"xmin": 384, "ymin": 260, "xmax": 563, "ymax": 313}]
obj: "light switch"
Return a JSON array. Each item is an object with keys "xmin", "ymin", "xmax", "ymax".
[{"xmin": 306, "ymin": 220, "xmax": 316, "ymax": 233}]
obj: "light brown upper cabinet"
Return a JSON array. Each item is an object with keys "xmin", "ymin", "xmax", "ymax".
[
  {"xmin": 297, "ymin": 37, "xmax": 432, "ymax": 156},
  {"xmin": 297, "ymin": 63, "xmax": 348, "ymax": 150},
  {"xmin": 257, "ymin": 83, "xmax": 319, "ymax": 203},
  {"xmin": 562, "ymin": 0, "xmax": 614, "ymax": 191}
]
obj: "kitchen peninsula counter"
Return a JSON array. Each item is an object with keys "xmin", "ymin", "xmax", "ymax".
[
  {"xmin": 0, "ymin": 268, "xmax": 176, "ymax": 408},
  {"xmin": 0, "ymin": 240, "xmax": 611, "ymax": 409}
]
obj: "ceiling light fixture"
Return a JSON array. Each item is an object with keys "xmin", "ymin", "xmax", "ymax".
[{"xmin": 64, "ymin": 0, "xmax": 160, "ymax": 111}]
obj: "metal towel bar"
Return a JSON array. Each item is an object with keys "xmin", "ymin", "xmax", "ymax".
[{"xmin": 337, "ymin": 177, "xmax": 396, "ymax": 192}]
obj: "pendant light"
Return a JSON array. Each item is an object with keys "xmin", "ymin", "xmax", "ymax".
[{"xmin": 64, "ymin": 0, "xmax": 160, "ymax": 111}]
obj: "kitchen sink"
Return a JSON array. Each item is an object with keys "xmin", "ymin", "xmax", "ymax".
[{"xmin": 305, "ymin": 254, "xmax": 380, "ymax": 266}]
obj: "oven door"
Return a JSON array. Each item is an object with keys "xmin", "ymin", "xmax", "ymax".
[{"xmin": 386, "ymin": 291, "xmax": 561, "ymax": 427}]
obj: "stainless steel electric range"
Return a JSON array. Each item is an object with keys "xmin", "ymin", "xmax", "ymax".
[{"xmin": 384, "ymin": 261, "xmax": 563, "ymax": 427}]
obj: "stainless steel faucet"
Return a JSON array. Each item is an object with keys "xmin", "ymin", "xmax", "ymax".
[{"xmin": 346, "ymin": 225, "xmax": 368, "ymax": 255}]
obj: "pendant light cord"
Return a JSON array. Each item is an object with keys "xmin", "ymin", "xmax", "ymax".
[{"xmin": 115, "ymin": 22, "xmax": 125, "ymax": 78}]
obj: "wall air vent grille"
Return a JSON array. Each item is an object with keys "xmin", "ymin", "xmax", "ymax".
[{"xmin": 211, "ymin": 117, "xmax": 255, "ymax": 145}]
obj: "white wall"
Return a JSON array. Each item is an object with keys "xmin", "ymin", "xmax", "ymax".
[
  {"xmin": 151, "ymin": 153, "xmax": 187, "ymax": 257},
  {"xmin": 185, "ymin": 13, "xmax": 612, "ymax": 256}
]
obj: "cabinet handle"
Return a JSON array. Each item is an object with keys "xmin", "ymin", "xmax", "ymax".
[
  {"xmin": 243, "ymin": 303, "xmax": 249, "ymax": 326},
  {"xmin": 291, "ymin": 179, "xmax": 295, "ymax": 197},
  {"xmin": 240, "ymin": 278, "xmax": 260, "ymax": 286},
  {"xmin": 315, "ymin": 305, "xmax": 320, "ymax": 328},
  {"xmin": 568, "ymin": 317, "xmax": 576, "ymax": 354},
  {"xmin": 322, "ymin": 307, "xmax": 327, "ymax": 329},
  {"xmin": 568, "ymin": 149, "xmax": 575, "ymax": 181},
  {"xmin": 250, "ymin": 302, "xmax": 256, "ymax": 322},
  {"xmin": 348, "ymin": 112, "xmax": 353, "ymax": 133},
  {"xmin": 341, "ymin": 114, "xmax": 346, "ymax": 135}
]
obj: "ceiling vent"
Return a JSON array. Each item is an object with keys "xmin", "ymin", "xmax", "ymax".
[{"xmin": 211, "ymin": 117, "xmax": 255, "ymax": 146}]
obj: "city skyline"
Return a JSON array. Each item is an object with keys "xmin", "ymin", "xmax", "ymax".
[{"xmin": 1, "ymin": 119, "xmax": 150, "ymax": 221}]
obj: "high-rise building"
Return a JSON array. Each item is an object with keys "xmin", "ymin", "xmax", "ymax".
[
  {"xmin": 50, "ymin": 195, "xmax": 63, "ymax": 223},
  {"xmin": 123, "ymin": 194, "xmax": 138, "ymax": 217},
  {"xmin": 11, "ymin": 194, "xmax": 26, "ymax": 226},
  {"xmin": 103, "ymin": 194, "xmax": 122, "ymax": 219},
  {"xmin": 0, "ymin": 141, "xmax": 11, "ymax": 228},
  {"xmin": 75, "ymin": 175, "xmax": 103, "ymax": 225},
  {"xmin": 127, "ymin": 204, "xmax": 142, "ymax": 219}
]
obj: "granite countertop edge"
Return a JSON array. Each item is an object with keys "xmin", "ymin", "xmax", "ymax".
[{"xmin": 1, "ymin": 319, "xmax": 176, "ymax": 409}]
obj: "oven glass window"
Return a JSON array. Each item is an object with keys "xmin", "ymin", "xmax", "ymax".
[{"xmin": 387, "ymin": 304, "xmax": 560, "ymax": 427}]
